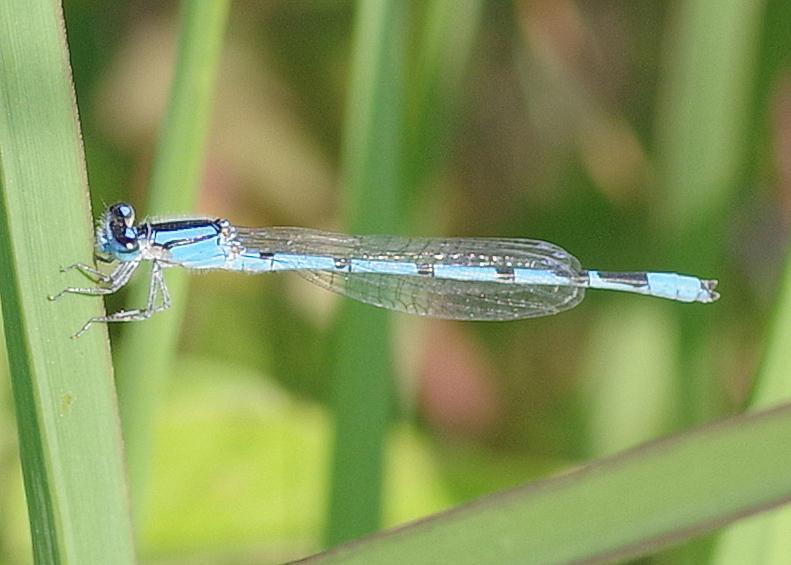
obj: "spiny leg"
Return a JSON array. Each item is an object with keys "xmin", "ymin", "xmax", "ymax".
[
  {"xmin": 72, "ymin": 261, "xmax": 171, "ymax": 338},
  {"xmin": 144, "ymin": 262, "xmax": 171, "ymax": 316},
  {"xmin": 59, "ymin": 262, "xmax": 113, "ymax": 284},
  {"xmin": 157, "ymin": 263, "xmax": 171, "ymax": 311},
  {"xmin": 50, "ymin": 260, "xmax": 140, "ymax": 301}
]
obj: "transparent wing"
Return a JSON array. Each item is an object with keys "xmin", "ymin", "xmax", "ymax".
[
  {"xmin": 298, "ymin": 270, "xmax": 585, "ymax": 320},
  {"xmin": 235, "ymin": 227, "xmax": 586, "ymax": 320}
]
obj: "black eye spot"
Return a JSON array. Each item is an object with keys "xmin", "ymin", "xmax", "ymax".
[
  {"xmin": 110, "ymin": 222, "xmax": 139, "ymax": 253},
  {"xmin": 109, "ymin": 202, "xmax": 136, "ymax": 226}
]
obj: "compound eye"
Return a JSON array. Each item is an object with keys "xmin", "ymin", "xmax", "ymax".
[
  {"xmin": 109, "ymin": 202, "xmax": 135, "ymax": 227},
  {"xmin": 110, "ymin": 222, "xmax": 139, "ymax": 254}
]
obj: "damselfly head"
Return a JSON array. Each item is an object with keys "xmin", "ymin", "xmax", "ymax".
[{"xmin": 97, "ymin": 202, "xmax": 141, "ymax": 260}]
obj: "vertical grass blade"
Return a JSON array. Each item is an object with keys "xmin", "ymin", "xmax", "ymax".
[
  {"xmin": 325, "ymin": 0, "xmax": 406, "ymax": 546},
  {"xmin": 113, "ymin": 0, "xmax": 230, "ymax": 529},
  {"xmin": 0, "ymin": 0, "xmax": 135, "ymax": 562},
  {"xmin": 656, "ymin": 0, "xmax": 765, "ymax": 430},
  {"xmin": 405, "ymin": 0, "xmax": 484, "ymax": 201},
  {"xmin": 656, "ymin": 3, "xmax": 766, "ymax": 558},
  {"xmin": 712, "ymin": 162, "xmax": 791, "ymax": 559},
  {"xmin": 657, "ymin": 0, "xmax": 764, "ymax": 232},
  {"xmin": 713, "ymin": 340, "xmax": 791, "ymax": 558}
]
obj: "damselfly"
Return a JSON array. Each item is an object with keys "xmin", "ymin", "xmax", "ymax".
[{"xmin": 51, "ymin": 203, "xmax": 719, "ymax": 337}]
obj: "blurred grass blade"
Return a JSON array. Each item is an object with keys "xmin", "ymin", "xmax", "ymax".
[
  {"xmin": 713, "ymin": 122, "xmax": 791, "ymax": 562},
  {"xmin": 582, "ymin": 303, "xmax": 678, "ymax": 456},
  {"xmin": 0, "ymin": 0, "xmax": 135, "ymax": 562},
  {"xmin": 405, "ymin": 0, "xmax": 483, "ymax": 202},
  {"xmin": 656, "ymin": 0, "xmax": 765, "ymax": 442},
  {"xmin": 712, "ymin": 254, "xmax": 791, "ymax": 558},
  {"xmin": 325, "ymin": 0, "xmax": 406, "ymax": 546},
  {"xmin": 311, "ymin": 403, "xmax": 791, "ymax": 564},
  {"xmin": 656, "ymin": 2, "xmax": 766, "ymax": 557},
  {"xmin": 657, "ymin": 0, "xmax": 765, "ymax": 234},
  {"xmin": 114, "ymin": 0, "xmax": 229, "ymax": 529}
]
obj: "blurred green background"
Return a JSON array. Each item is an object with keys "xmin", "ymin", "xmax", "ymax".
[{"xmin": 2, "ymin": 0, "xmax": 790, "ymax": 562}]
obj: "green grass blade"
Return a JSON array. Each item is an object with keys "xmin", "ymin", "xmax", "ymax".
[
  {"xmin": 325, "ymin": 0, "xmax": 406, "ymax": 546},
  {"xmin": 310, "ymin": 403, "xmax": 791, "ymax": 564},
  {"xmin": 405, "ymin": 0, "xmax": 483, "ymax": 202},
  {"xmin": 0, "ymin": 0, "xmax": 135, "ymax": 562},
  {"xmin": 711, "ymin": 237, "xmax": 791, "ymax": 563},
  {"xmin": 657, "ymin": 0, "xmax": 764, "ymax": 232},
  {"xmin": 655, "ymin": 2, "xmax": 767, "ymax": 558},
  {"xmin": 712, "ymin": 40, "xmax": 791, "ymax": 558},
  {"xmin": 113, "ymin": 0, "xmax": 229, "ymax": 528},
  {"xmin": 656, "ymin": 0, "xmax": 764, "ymax": 428}
]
